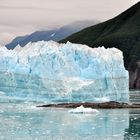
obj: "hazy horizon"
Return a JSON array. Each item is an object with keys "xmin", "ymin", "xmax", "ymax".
[{"xmin": 0, "ymin": 0, "xmax": 139, "ymax": 45}]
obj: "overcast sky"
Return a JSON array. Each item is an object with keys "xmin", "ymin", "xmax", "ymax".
[{"xmin": 0, "ymin": 0, "xmax": 139, "ymax": 45}]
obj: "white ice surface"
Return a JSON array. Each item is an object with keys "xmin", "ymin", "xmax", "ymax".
[
  {"xmin": 0, "ymin": 41, "xmax": 129, "ymax": 103},
  {"xmin": 69, "ymin": 105, "xmax": 99, "ymax": 114}
]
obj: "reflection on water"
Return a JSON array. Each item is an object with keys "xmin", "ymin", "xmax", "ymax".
[
  {"xmin": 124, "ymin": 110, "xmax": 140, "ymax": 140},
  {"xmin": 0, "ymin": 102, "xmax": 140, "ymax": 140}
]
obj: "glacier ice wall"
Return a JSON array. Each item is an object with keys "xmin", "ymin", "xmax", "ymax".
[{"xmin": 0, "ymin": 41, "xmax": 129, "ymax": 103}]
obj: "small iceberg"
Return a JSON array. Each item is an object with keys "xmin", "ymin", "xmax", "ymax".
[{"xmin": 68, "ymin": 105, "xmax": 99, "ymax": 114}]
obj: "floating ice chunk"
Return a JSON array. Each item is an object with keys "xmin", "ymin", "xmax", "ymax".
[{"xmin": 68, "ymin": 105, "xmax": 99, "ymax": 114}]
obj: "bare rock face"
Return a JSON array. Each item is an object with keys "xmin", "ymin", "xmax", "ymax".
[
  {"xmin": 37, "ymin": 101, "xmax": 140, "ymax": 109},
  {"xmin": 129, "ymin": 62, "xmax": 140, "ymax": 89}
]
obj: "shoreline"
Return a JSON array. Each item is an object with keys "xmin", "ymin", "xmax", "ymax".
[{"xmin": 37, "ymin": 101, "xmax": 140, "ymax": 109}]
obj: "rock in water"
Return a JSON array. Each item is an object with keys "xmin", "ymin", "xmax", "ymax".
[{"xmin": 0, "ymin": 41, "xmax": 129, "ymax": 102}]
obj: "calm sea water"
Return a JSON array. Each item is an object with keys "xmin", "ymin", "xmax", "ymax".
[{"xmin": 0, "ymin": 94, "xmax": 140, "ymax": 140}]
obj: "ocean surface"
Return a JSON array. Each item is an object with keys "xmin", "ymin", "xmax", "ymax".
[{"xmin": 0, "ymin": 92, "xmax": 140, "ymax": 140}]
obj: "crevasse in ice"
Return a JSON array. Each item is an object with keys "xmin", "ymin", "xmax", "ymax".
[{"xmin": 0, "ymin": 41, "xmax": 129, "ymax": 103}]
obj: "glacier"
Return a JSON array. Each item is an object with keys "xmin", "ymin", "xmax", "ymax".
[{"xmin": 0, "ymin": 41, "xmax": 129, "ymax": 103}]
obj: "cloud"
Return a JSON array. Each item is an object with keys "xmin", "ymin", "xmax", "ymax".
[
  {"xmin": 0, "ymin": 0, "xmax": 139, "ymax": 45},
  {"xmin": 0, "ymin": 33, "xmax": 14, "ymax": 45}
]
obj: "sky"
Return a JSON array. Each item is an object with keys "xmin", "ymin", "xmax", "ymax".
[{"xmin": 0, "ymin": 0, "xmax": 139, "ymax": 45}]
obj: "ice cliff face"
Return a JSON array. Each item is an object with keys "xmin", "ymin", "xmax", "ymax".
[{"xmin": 0, "ymin": 41, "xmax": 129, "ymax": 103}]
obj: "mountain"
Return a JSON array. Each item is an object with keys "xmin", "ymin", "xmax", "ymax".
[
  {"xmin": 61, "ymin": 2, "xmax": 140, "ymax": 88},
  {"xmin": 6, "ymin": 20, "xmax": 98, "ymax": 49},
  {"xmin": 6, "ymin": 35, "xmax": 29, "ymax": 49}
]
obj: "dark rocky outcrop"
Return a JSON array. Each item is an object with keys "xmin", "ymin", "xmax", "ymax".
[
  {"xmin": 129, "ymin": 62, "xmax": 140, "ymax": 89},
  {"xmin": 37, "ymin": 101, "xmax": 140, "ymax": 109}
]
